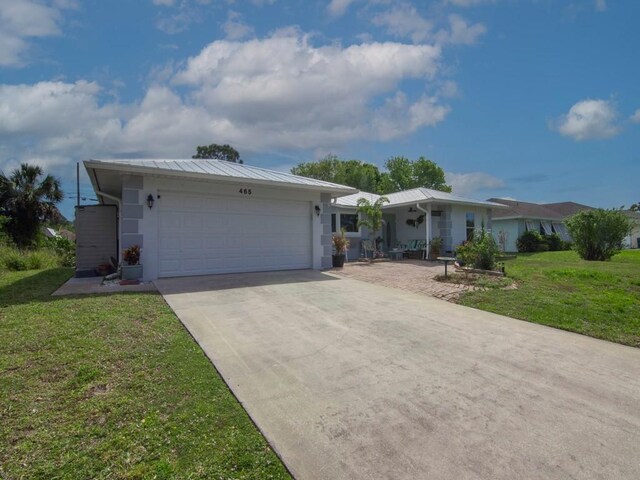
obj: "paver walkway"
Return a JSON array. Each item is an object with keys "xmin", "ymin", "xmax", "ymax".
[{"xmin": 331, "ymin": 259, "xmax": 473, "ymax": 301}]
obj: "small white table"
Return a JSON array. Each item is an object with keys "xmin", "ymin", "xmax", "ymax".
[{"xmin": 437, "ymin": 256, "xmax": 457, "ymax": 278}]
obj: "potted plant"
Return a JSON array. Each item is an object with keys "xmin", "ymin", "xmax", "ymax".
[
  {"xmin": 121, "ymin": 244, "xmax": 142, "ymax": 280},
  {"xmin": 332, "ymin": 229, "xmax": 350, "ymax": 268},
  {"xmin": 429, "ymin": 237, "xmax": 443, "ymax": 260}
]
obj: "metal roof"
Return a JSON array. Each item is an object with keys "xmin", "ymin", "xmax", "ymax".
[
  {"xmin": 84, "ymin": 158, "xmax": 357, "ymax": 195},
  {"xmin": 335, "ymin": 187, "xmax": 506, "ymax": 209}
]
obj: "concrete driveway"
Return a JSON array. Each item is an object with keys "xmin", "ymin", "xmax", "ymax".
[{"xmin": 156, "ymin": 270, "xmax": 640, "ymax": 480}]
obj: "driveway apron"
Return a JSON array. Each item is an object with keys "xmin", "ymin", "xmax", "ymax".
[{"xmin": 156, "ymin": 270, "xmax": 640, "ymax": 480}]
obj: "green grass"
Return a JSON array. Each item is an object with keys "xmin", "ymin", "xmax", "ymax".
[
  {"xmin": 458, "ymin": 250, "xmax": 640, "ymax": 347},
  {"xmin": 0, "ymin": 268, "xmax": 290, "ymax": 479}
]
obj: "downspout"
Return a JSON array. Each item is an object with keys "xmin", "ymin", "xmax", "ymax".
[
  {"xmin": 416, "ymin": 203, "xmax": 431, "ymax": 260},
  {"xmin": 96, "ymin": 190, "xmax": 122, "ymax": 263}
]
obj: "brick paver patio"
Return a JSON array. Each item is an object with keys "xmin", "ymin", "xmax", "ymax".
[{"xmin": 330, "ymin": 259, "xmax": 474, "ymax": 301}]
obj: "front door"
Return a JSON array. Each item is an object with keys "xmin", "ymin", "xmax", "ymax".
[{"xmin": 382, "ymin": 214, "xmax": 396, "ymax": 250}]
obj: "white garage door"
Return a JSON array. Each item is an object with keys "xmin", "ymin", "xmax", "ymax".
[{"xmin": 158, "ymin": 193, "xmax": 312, "ymax": 277}]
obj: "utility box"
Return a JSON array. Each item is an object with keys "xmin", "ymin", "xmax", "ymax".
[{"xmin": 75, "ymin": 205, "xmax": 118, "ymax": 277}]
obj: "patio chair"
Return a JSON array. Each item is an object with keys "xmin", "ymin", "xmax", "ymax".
[{"xmin": 361, "ymin": 239, "xmax": 374, "ymax": 259}]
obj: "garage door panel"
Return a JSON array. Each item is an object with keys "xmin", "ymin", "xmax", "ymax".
[
  {"xmin": 158, "ymin": 193, "xmax": 312, "ymax": 277},
  {"xmin": 182, "ymin": 237, "xmax": 204, "ymax": 250}
]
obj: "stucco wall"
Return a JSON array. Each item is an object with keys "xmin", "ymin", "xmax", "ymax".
[
  {"xmin": 450, "ymin": 205, "xmax": 491, "ymax": 249},
  {"xmin": 492, "ymin": 219, "xmax": 520, "ymax": 252}
]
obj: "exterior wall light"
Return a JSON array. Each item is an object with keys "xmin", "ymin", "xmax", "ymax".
[
  {"xmin": 314, "ymin": 205, "xmax": 321, "ymax": 216},
  {"xmin": 147, "ymin": 194, "xmax": 155, "ymax": 209}
]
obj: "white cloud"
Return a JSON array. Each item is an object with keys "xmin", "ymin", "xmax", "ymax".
[
  {"xmin": 223, "ymin": 11, "xmax": 254, "ymax": 40},
  {"xmin": 373, "ymin": 6, "xmax": 485, "ymax": 46},
  {"xmin": 595, "ymin": 0, "xmax": 607, "ymax": 12},
  {"xmin": 0, "ymin": 0, "xmax": 73, "ymax": 67},
  {"xmin": 630, "ymin": 109, "xmax": 640, "ymax": 123},
  {"xmin": 440, "ymin": 14, "xmax": 486, "ymax": 45},
  {"xmin": 152, "ymin": 0, "xmax": 176, "ymax": 5},
  {"xmin": 327, "ymin": 0, "xmax": 355, "ymax": 17},
  {"xmin": 553, "ymin": 99, "xmax": 621, "ymax": 141},
  {"xmin": 372, "ymin": 4, "xmax": 433, "ymax": 43},
  {"xmin": 446, "ymin": 171, "xmax": 505, "ymax": 196},
  {"xmin": 0, "ymin": 32, "xmax": 452, "ymax": 172}
]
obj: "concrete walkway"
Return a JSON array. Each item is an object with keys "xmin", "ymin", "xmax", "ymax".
[
  {"xmin": 332, "ymin": 259, "xmax": 474, "ymax": 301},
  {"xmin": 156, "ymin": 270, "xmax": 640, "ymax": 480},
  {"xmin": 52, "ymin": 276, "xmax": 157, "ymax": 296}
]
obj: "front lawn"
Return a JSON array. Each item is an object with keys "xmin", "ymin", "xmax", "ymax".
[
  {"xmin": 458, "ymin": 250, "xmax": 640, "ymax": 347},
  {"xmin": 0, "ymin": 268, "xmax": 290, "ymax": 479}
]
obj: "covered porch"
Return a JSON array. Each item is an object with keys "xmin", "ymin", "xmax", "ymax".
[{"xmin": 379, "ymin": 203, "xmax": 455, "ymax": 258}]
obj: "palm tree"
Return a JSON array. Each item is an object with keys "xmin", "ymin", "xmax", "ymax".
[
  {"xmin": 0, "ymin": 163, "xmax": 63, "ymax": 247},
  {"xmin": 356, "ymin": 196, "xmax": 389, "ymax": 256}
]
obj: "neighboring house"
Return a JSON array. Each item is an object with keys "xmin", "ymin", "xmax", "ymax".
[
  {"xmin": 623, "ymin": 210, "xmax": 640, "ymax": 249},
  {"xmin": 332, "ymin": 188, "xmax": 505, "ymax": 259},
  {"xmin": 82, "ymin": 159, "xmax": 356, "ymax": 280},
  {"xmin": 488, "ymin": 198, "xmax": 594, "ymax": 252}
]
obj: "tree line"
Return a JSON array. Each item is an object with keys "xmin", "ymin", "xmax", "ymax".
[{"xmin": 290, "ymin": 154, "xmax": 451, "ymax": 194}]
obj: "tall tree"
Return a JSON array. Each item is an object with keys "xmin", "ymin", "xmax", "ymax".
[
  {"xmin": 0, "ymin": 163, "xmax": 63, "ymax": 247},
  {"xmin": 378, "ymin": 156, "xmax": 451, "ymax": 194},
  {"xmin": 291, "ymin": 155, "xmax": 382, "ymax": 192},
  {"xmin": 193, "ymin": 144, "xmax": 242, "ymax": 163}
]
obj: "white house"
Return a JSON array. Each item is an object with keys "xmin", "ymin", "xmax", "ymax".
[
  {"xmin": 623, "ymin": 210, "xmax": 640, "ymax": 249},
  {"xmin": 487, "ymin": 199, "xmax": 594, "ymax": 252},
  {"xmin": 80, "ymin": 158, "xmax": 509, "ymax": 280},
  {"xmin": 82, "ymin": 158, "xmax": 356, "ymax": 280},
  {"xmin": 331, "ymin": 188, "xmax": 505, "ymax": 259}
]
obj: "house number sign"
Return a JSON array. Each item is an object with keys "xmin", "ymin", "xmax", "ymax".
[{"xmin": 238, "ymin": 188, "xmax": 252, "ymax": 195}]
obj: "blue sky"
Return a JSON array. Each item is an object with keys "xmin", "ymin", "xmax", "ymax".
[{"xmin": 0, "ymin": 0, "xmax": 638, "ymax": 219}]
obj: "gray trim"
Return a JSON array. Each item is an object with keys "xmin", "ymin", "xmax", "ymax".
[
  {"xmin": 122, "ymin": 219, "xmax": 139, "ymax": 234},
  {"xmin": 122, "ymin": 188, "xmax": 140, "ymax": 204},
  {"xmin": 122, "ymin": 204, "xmax": 143, "ymax": 219},
  {"xmin": 122, "ymin": 233, "xmax": 143, "ymax": 249}
]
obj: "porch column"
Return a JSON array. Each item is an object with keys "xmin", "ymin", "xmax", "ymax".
[{"xmin": 425, "ymin": 204, "xmax": 431, "ymax": 257}]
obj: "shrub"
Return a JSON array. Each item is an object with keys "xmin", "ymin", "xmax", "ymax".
[
  {"xmin": 544, "ymin": 233, "xmax": 564, "ymax": 251},
  {"xmin": 516, "ymin": 230, "xmax": 543, "ymax": 253},
  {"xmin": 43, "ymin": 235, "xmax": 76, "ymax": 267},
  {"xmin": 332, "ymin": 229, "xmax": 350, "ymax": 254},
  {"xmin": 566, "ymin": 209, "xmax": 633, "ymax": 261},
  {"xmin": 457, "ymin": 229, "xmax": 499, "ymax": 270},
  {"xmin": 3, "ymin": 250, "xmax": 28, "ymax": 271},
  {"xmin": 26, "ymin": 250, "xmax": 60, "ymax": 270}
]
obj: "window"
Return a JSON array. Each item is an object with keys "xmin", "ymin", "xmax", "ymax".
[
  {"xmin": 340, "ymin": 213, "xmax": 359, "ymax": 233},
  {"xmin": 466, "ymin": 212, "xmax": 475, "ymax": 241},
  {"xmin": 541, "ymin": 222, "xmax": 553, "ymax": 235},
  {"xmin": 525, "ymin": 220, "xmax": 537, "ymax": 232},
  {"xmin": 331, "ymin": 214, "xmax": 337, "ymax": 233},
  {"xmin": 552, "ymin": 222, "xmax": 571, "ymax": 241}
]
